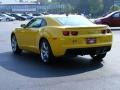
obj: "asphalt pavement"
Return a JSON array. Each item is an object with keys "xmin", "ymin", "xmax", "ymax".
[{"xmin": 0, "ymin": 21, "xmax": 120, "ymax": 90}]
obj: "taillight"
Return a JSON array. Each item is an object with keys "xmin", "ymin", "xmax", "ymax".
[
  {"xmin": 63, "ymin": 31, "xmax": 70, "ymax": 36},
  {"xmin": 107, "ymin": 29, "xmax": 111, "ymax": 33},
  {"xmin": 71, "ymin": 31, "xmax": 78, "ymax": 36},
  {"xmin": 63, "ymin": 31, "xmax": 78, "ymax": 36},
  {"xmin": 101, "ymin": 30, "xmax": 106, "ymax": 34},
  {"xmin": 101, "ymin": 29, "xmax": 111, "ymax": 34}
]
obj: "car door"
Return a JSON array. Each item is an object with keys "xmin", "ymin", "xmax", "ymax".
[
  {"xmin": 111, "ymin": 12, "xmax": 120, "ymax": 27},
  {"xmin": 23, "ymin": 18, "xmax": 43, "ymax": 51},
  {"xmin": 18, "ymin": 18, "xmax": 47, "ymax": 52}
]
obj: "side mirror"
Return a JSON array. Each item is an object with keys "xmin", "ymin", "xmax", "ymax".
[{"xmin": 21, "ymin": 24, "xmax": 26, "ymax": 28}]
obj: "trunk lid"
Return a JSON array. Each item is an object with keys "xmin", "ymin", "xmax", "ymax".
[{"xmin": 60, "ymin": 25, "xmax": 108, "ymax": 36}]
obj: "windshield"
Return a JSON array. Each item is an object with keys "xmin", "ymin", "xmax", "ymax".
[
  {"xmin": 54, "ymin": 15, "xmax": 94, "ymax": 26},
  {"xmin": 104, "ymin": 12, "xmax": 114, "ymax": 18}
]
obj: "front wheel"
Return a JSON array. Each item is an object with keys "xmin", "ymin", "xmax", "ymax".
[
  {"xmin": 90, "ymin": 53, "xmax": 106, "ymax": 62},
  {"xmin": 40, "ymin": 39, "xmax": 54, "ymax": 64}
]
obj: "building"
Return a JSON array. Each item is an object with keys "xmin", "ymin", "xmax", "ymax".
[
  {"xmin": 0, "ymin": 2, "xmax": 64, "ymax": 13},
  {"xmin": 114, "ymin": 0, "xmax": 120, "ymax": 6}
]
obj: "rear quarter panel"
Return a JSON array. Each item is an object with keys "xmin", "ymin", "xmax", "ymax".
[{"xmin": 42, "ymin": 26, "xmax": 112, "ymax": 56}]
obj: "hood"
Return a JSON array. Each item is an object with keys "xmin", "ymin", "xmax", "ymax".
[{"xmin": 96, "ymin": 16, "xmax": 107, "ymax": 20}]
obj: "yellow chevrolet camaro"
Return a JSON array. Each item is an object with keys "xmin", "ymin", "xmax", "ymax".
[{"xmin": 11, "ymin": 15, "xmax": 112, "ymax": 63}]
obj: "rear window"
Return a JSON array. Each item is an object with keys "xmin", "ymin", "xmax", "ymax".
[{"xmin": 54, "ymin": 15, "xmax": 94, "ymax": 26}]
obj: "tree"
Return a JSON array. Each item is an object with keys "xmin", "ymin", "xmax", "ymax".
[
  {"xmin": 109, "ymin": 5, "xmax": 120, "ymax": 12},
  {"xmin": 63, "ymin": 4, "xmax": 75, "ymax": 14},
  {"xmin": 51, "ymin": 0, "xmax": 113, "ymax": 17},
  {"xmin": 50, "ymin": 0, "xmax": 75, "ymax": 14},
  {"xmin": 103, "ymin": 0, "xmax": 113, "ymax": 13},
  {"xmin": 88, "ymin": 0, "xmax": 104, "ymax": 16},
  {"xmin": 52, "ymin": 0, "xmax": 90, "ymax": 14}
]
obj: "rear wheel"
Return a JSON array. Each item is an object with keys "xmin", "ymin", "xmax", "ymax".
[
  {"xmin": 40, "ymin": 39, "xmax": 54, "ymax": 64},
  {"xmin": 11, "ymin": 35, "xmax": 22, "ymax": 54},
  {"xmin": 90, "ymin": 53, "xmax": 106, "ymax": 62}
]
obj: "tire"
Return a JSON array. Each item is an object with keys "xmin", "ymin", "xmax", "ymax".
[
  {"xmin": 90, "ymin": 53, "xmax": 106, "ymax": 62},
  {"xmin": 11, "ymin": 35, "xmax": 22, "ymax": 54},
  {"xmin": 39, "ymin": 39, "xmax": 54, "ymax": 64},
  {"xmin": 6, "ymin": 18, "xmax": 10, "ymax": 21}
]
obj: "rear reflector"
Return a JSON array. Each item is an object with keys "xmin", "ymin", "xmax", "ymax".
[{"xmin": 71, "ymin": 31, "xmax": 78, "ymax": 36}]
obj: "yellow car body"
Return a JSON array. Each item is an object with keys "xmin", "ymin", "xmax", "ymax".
[{"xmin": 11, "ymin": 15, "xmax": 112, "ymax": 63}]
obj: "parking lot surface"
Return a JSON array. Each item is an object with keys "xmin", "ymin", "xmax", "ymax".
[{"xmin": 0, "ymin": 21, "xmax": 120, "ymax": 90}]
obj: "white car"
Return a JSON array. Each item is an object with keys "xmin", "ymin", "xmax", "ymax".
[
  {"xmin": 32, "ymin": 13, "xmax": 43, "ymax": 18},
  {"xmin": 0, "ymin": 14, "xmax": 16, "ymax": 21},
  {"xmin": 0, "ymin": 16, "xmax": 3, "ymax": 21}
]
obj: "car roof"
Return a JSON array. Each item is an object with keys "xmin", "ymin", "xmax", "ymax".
[
  {"xmin": 105, "ymin": 11, "xmax": 120, "ymax": 17},
  {"xmin": 35, "ymin": 14, "xmax": 83, "ymax": 18},
  {"xmin": 34, "ymin": 14, "xmax": 85, "ymax": 26},
  {"xmin": 46, "ymin": 14, "xmax": 83, "ymax": 18}
]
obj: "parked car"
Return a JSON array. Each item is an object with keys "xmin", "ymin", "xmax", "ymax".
[
  {"xmin": 95, "ymin": 11, "xmax": 120, "ymax": 27},
  {"xmin": 11, "ymin": 15, "xmax": 112, "ymax": 64},
  {"xmin": 32, "ymin": 13, "xmax": 43, "ymax": 18},
  {"xmin": 0, "ymin": 16, "xmax": 3, "ymax": 21},
  {"xmin": 9, "ymin": 13, "xmax": 26, "ymax": 21},
  {"xmin": 0, "ymin": 14, "xmax": 15, "ymax": 21},
  {"xmin": 17, "ymin": 14, "xmax": 33, "ymax": 20}
]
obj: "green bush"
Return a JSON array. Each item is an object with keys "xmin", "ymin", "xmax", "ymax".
[{"xmin": 109, "ymin": 5, "xmax": 120, "ymax": 12}]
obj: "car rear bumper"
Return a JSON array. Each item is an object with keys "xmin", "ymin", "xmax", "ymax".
[
  {"xmin": 49, "ymin": 35, "xmax": 112, "ymax": 57},
  {"xmin": 65, "ymin": 46, "xmax": 111, "ymax": 56},
  {"xmin": 50, "ymin": 38, "xmax": 112, "ymax": 57}
]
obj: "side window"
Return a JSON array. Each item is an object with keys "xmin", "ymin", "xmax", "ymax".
[
  {"xmin": 26, "ymin": 18, "xmax": 42, "ymax": 28},
  {"xmin": 41, "ymin": 19, "xmax": 47, "ymax": 27},
  {"xmin": 113, "ymin": 13, "xmax": 120, "ymax": 18},
  {"xmin": 26, "ymin": 19, "xmax": 35, "ymax": 27}
]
